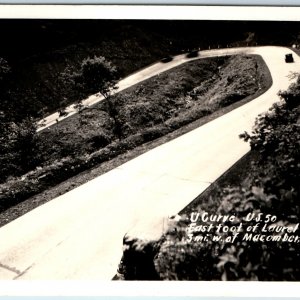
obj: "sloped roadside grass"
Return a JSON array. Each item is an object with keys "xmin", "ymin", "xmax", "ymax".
[
  {"xmin": 118, "ymin": 77, "xmax": 300, "ymax": 281},
  {"xmin": 0, "ymin": 54, "xmax": 271, "ymax": 218}
]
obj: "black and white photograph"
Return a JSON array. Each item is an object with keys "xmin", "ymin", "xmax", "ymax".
[{"xmin": 0, "ymin": 5, "xmax": 299, "ymax": 283}]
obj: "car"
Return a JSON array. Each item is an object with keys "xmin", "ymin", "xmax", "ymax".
[
  {"xmin": 58, "ymin": 109, "xmax": 68, "ymax": 117},
  {"xmin": 186, "ymin": 50, "xmax": 199, "ymax": 58},
  {"xmin": 285, "ymin": 53, "xmax": 294, "ymax": 63},
  {"xmin": 161, "ymin": 56, "xmax": 173, "ymax": 63}
]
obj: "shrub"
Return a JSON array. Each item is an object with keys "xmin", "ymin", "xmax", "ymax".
[
  {"xmin": 154, "ymin": 217, "xmax": 217, "ymax": 280},
  {"xmin": 240, "ymin": 101, "xmax": 300, "ymax": 215},
  {"xmin": 0, "ymin": 117, "xmax": 39, "ymax": 183},
  {"xmin": 165, "ymin": 106, "xmax": 212, "ymax": 129},
  {"xmin": 141, "ymin": 126, "xmax": 170, "ymax": 142},
  {"xmin": 88, "ymin": 131, "xmax": 112, "ymax": 149},
  {"xmin": 118, "ymin": 236, "xmax": 160, "ymax": 280}
]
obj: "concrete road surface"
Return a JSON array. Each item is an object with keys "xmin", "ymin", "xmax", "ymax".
[{"xmin": 0, "ymin": 46, "xmax": 299, "ymax": 280}]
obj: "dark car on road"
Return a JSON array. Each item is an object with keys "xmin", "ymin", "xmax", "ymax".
[
  {"xmin": 161, "ymin": 56, "xmax": 173, "ymax": 63},
  {"xmin": 186, "ymin": 50, "xmax": 199, "ymax": 58},
  {"xmin": 285, "ymin": 53, "xmax": 294, "ymax": 63}
]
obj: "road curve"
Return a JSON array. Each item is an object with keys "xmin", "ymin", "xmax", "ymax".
[
  {"xmin": 0, "ymin": 46, "xmax": 299, "ymax": 280},
  {"xmin": 36, "ymin": 46, "xmax": 282, "ymax": 131}
]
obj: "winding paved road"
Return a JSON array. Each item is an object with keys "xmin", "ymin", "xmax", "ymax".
[
  {"xmin": 0, "ymin": 46, "xmax": 299, "ymax": 280},
  {"xmin": 37, "ymin": 46, "xmax": 268, "ymax": 131}
]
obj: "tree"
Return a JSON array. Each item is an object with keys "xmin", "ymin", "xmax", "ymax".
[
  {"xmin": 81, "ymin": 56, "xmax": 121, "ymax": 138},
  {"xmin": 64, "ymin": 56, "xmax": 122, "ymax": 138},
  {"xmin": 80, "ymin": 56, "xmax": 119, "ymax": 97},
  {"xmin": 80, "ymin": 56, "xmax": 120, "ymax": 130}
]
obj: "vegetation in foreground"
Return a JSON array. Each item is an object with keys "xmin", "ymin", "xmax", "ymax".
[
  {"xmin": 118, "ymin": 76, "xmax": 300, "ymax": 281},
  {"xmin": 0, "ymin": 54, "xmax": 270, "ymax": 212}
]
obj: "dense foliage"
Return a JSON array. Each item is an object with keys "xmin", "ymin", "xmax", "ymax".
[
  {"xmin": 0, "ymin": 116, "xmax": 38, "ymax": 183},
  {"xmin": 58, "ymin": 56, "xmax": 119, "ymax": 106},
  {"xmin": 118, "ymin": 77, "xmax": 300, "ymax": 281},
  {"xmin": 0, "ymin": 58, "xmax": 39, "ymax": 183}
]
